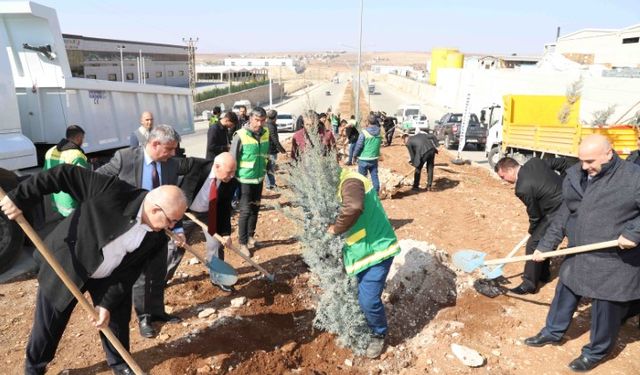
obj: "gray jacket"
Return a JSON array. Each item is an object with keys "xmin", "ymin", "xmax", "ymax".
[{"xmin": 538, "ymin": 154, "xmax": 640, "ymax": 301}]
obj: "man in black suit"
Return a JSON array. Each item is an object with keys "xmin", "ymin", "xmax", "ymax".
[
  {"xmin": 495, "ymin": 157, "xmax": 564, "ymax": 294},
  {"xmin": 96, "ymin": 124, "xmax": 185, "ymax": 338},
  {"xmin": 402, "ymin": 130, "xmax": 440, "ymax": 191},
  {"xmin": 206, "ymin": 111, "xmax": 238, "ymax": 160},
  {"xmin": 179, "ymin": 152, "xmax": 238, "ymax": 292},
  {"xmin": 0, "ymin": 164, "xmax": 187, "ymax": 375}
]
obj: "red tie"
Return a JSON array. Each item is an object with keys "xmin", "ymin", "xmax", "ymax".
[{"xmin": 207, "ymin": 178, "xmax": 217, "ymax": 236}]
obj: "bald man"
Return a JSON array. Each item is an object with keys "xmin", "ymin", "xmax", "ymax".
[
  {"xmin": 0, "ymin": 164, "xmax": 187, "ymax": 375},
  {"xmin": 130, "ymin": 111, "xmax": 154, "ymax": 147},
  {"xmin": 178, "ymin": 152, "xmax": 239, "ymax": 292},
  {"xmin": 525, "ymin": 135, "xmax": 640, "ymax": 372}
]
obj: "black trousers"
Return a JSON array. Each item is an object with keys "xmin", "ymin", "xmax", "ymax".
[
  {"xmin": 521, "ymin": 221, "xmax": 551, "ymax": 289},
  {"xmin": 132, "ymin": 244, "xmax": 168, "ymax": 319},
  {"xmin": 413, "ymin": 151, "xmax": 435, "ymax": 188},
  {"xmin": 384, "ymin": 127, "xmax": 394, "ymax": 146},
  {"xmin": 238, "ymin": 181, "xmax": 263, "ymax": 244},
  {"xmin": 541, "ymin": 281, "xmax": 630, "ymax": 361},
  {"xmin": 25, "ymin": 281, "xmax": 131, "ymax": 374}
]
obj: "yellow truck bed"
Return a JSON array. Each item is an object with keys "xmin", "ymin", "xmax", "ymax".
[{"xmin": 502, "ymin": 95, "xmax": 637, "ymax": 159}]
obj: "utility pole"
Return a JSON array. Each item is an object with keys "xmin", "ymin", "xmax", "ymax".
[
  {"xmin": 355, "ymin": 0, "xmax": 364, "ymax": 123},
  {"xmin": 183, "ymin": 37, "xmax": 198, "ymax": 114},
  {"xmin": 116, "ymin": 45, "xmax": 126, "ymax": 82}
]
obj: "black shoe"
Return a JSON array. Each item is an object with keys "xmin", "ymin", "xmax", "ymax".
[
  {"xmin": 138, "ymin": 317, "xmax": 156, "ymax": 338},
  {"xmin": 112, "ymin": 365, "xmax": 134, "ymax": 375},
  {"xmin": 150, "ymin": 312, "xmax": 182, "ymax": 323},
  {"xmin": 524, "ymin": 332, "xmax": 561, "ymax": 347},
  {"xmin": 568, "ymin": 355, "xmax": 601, "ymax": 372},
  {"xmin": 212, "ymin": 282, "xmax": 235, "ymax": 293},
  {"xmin": 411, "ymin": 186, "xmax": 420, "ymax": 191},
  {"xmin": 509, "ymin": 283, "xmax": 536, "ymax": 295}
]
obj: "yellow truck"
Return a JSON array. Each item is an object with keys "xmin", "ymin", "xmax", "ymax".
[{"xmin": 485, "ymin": 95, "xmax": 638, "ymax": 168}]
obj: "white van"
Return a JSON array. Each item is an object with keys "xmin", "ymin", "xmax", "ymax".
[
  {"xmin": 395, "ymin": 104, "xmax": 422, "ymax": 122},
  {"xmin": 232, "ymin": 100, "xmax": 252, "ymax": 113}
]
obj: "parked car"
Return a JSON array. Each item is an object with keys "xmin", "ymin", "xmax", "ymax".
[
  {"xmin": 395, "ymin": 104, "xmax": 422, "ymax": 123},
  {"xmin": 434, "ymin": 112, "xmax": 487, "ymax": 150},
  {"xmin": 400, "ymin": 114, "xmax": 430, "ymax": 134},
  {"xmin": 232, "ymin": 99, "xmax": 252, "ymax": 114},
  {"xmin": 275, "ymin": 113, "xmax": 295, "ymax": 132},
  {"xmin": 325, "ymin": 90, "xmax": 331, "ymax": 96}
]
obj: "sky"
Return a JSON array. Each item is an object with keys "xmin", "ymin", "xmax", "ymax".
[{"xmin": 28, "ymin": 0, "xmax": 640, "ymax": 55}]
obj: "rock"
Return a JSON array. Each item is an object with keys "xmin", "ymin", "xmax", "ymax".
[
  {"xmin": 188, "ymin": 257, "xmax": 200, "ymax": 265},
  {"xmin": 198, "ymin": 308, "xmax": 217, "ymax": 319},
  {"xmin": 450, "ymin": 343, "xmax": 485, "ymax": 367},
  {"xmin": 344, "ymin": 359, "xmax": 353, "ymax": 367},
  {"xmin": 196, "ymin": 365, "xmax": 210, "ymax": 374},
  {"xmin": 491, "ymin": 350, "xmax": 501, "ymax": 357},
  {"xmin": 230, "ymin": 296, "xmax": 247, "ymax": 307},
  {"xmin": 281, "ymin": 341, "xmax": 297, "ymax": 353},
  {"xmin": 158, "ymin": 333, "xmax": 171, "ymax": 341}
]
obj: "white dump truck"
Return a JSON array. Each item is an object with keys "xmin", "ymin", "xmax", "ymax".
[{"xmin": 0, "ymin": 1, "xmax": 194, "ymax": 171}]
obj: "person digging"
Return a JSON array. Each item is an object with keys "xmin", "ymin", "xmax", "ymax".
[{"xmin": 327, "ymin": 168, "xmax": 400, "ymax": 359}]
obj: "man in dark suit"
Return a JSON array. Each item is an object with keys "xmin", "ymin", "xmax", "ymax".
[
  {"xmin": 527, "ymin": 135, "xmax": 640, "ymax": 372},
  {"xmin": 495, "ymin": 156, "xmax": 564, "ymax": 294},
  {"xmin": 179, "ymin": 152, "xmax": 238, "ymax": 292},
  {"xmin": 0, "ymin": 164, "xmax": 187, "ymax": 375},
  {"xmin": 206, "ymin": 111, "xmax": 238, "ymax": 160},
  {"xmin": 96, "ymin": 124, "xmax": 185, "ymax": 338},
  {"xmin": 402, "ymin": 130, "xmax": 439, "ymax": 191}
]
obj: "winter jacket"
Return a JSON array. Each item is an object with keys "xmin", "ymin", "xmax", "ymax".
[
  {"xmin": 266, "ymin": 119, "xmax": 286, "ymax": 155},
  {"xmin": 353, "ymin": 125, "xmax": 381, "ymax": 160}
]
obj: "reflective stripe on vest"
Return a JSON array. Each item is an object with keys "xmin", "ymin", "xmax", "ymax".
[
  {"xmin": 338, "ymin": 169, "xmax": 398, "ymax": 275},
  {"xmin": 358, "ymin": 129, "xmax": 381, "ymax": 161},
  {"xmin": 236, "ymin": 128, "xmax": 270, "ymax": 184}
]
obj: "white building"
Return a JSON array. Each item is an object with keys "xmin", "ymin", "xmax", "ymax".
[
  {"xmin": 370, "ymin": 65, "xmax": 414, "ymax": 76},
  {"xmin": 224, "ymin": 58, "xmax": 296, "ymax": 69},
  {"xmin": 550, "ymin": 24, "xmax": 640, "ymax": 67},
  {"xmin": 195, "ymin": 64, "xmax": 268, "ymax": 83},
  {"xmin": 63, "ymin": 34, "xmax": 189, "ymax": 86}
]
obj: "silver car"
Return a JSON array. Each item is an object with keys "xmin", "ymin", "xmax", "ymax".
[{"xmin": 276, "ymin": 113, "xmax": 295, "ymax": 132}]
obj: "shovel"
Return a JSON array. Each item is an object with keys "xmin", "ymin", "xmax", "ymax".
[
  {"xmin": 0, "ymin": 187, "xmax": 145, "ymax": 375},
  {"xmin": 479, "ymin": 234, "xmax": 530, "ymax": 279},
  {"xmin": 164, "ymin": 230, "xmax": 237, "ymax": 287},
  {"xmin": 454, "ymin": 239, "xmax": 619, "ymax": 274},
  {"xmin": 184, "ymin": 212, "xmax": 276, "ymax": 282}
]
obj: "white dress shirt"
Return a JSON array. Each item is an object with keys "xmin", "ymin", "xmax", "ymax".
[
  {"xmin": 91, "ymin": 205, "xmax": 152, "ymax": 279},
  {"xmin": 190, "ymin": 168, "xmax": 216, "ymax": 213}
]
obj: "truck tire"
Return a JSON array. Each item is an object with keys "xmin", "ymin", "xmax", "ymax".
[
  {"xmin": 0, "ymin": 168, "xmax": 22, "ymax": 274},
  {"xmin": 0, "ymin": 212, "xmax": 23, "ymax": 274},
  {"xmin": 488, "ymin": 146, "xmax": 501, "ymax": 169}
]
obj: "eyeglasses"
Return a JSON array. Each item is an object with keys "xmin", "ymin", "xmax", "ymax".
[{"xmin": 154, "ymin": 204, "xmax": 180, "ymax": 226}]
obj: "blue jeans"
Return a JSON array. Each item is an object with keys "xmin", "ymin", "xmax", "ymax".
[
  {"xmin": 347, "ymin": 143, "xmax": 357, "ymax": 164},
  {"xmin": 358, "ymin": 159, "xmax": 380, "ymax": 192},
  {"xmin": 356, "ymin": 257, "xmax": 393, "ymax": 336},
  {"xmin": 266, "ymin": 154, "xmax": 278, "ymax": 188}
]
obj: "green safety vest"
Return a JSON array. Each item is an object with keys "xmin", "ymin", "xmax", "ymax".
[
  {"xmin": 330, "ymin": 114, "xmax": 339, "ymax": 126},
  {"xmin": 43, "ymin": 145, "xmax": 88, "ymax": 217},
  {"xmin": 209, "ymin": 115, "xmax": 219, "ymax": 126},
  {"xmin": 358, "ymin": 129, "xmax": 381, "ymax": 161},
  {"xmin": 236, "ymin": 128, "xmax": 270, "ymax": 184},
  {"xmin": 338, "ymin": 169, "xmax": 399, "ymax": 275}
]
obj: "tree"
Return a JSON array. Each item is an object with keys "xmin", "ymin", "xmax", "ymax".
[{"xmin": 283, "ymin": 126, "xmax": 371, "ymax": 354}]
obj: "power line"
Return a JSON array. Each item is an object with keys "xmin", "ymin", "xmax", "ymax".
[{"xmin": 183, "ymin": 37, "xmax": 198, "ymax": 114}]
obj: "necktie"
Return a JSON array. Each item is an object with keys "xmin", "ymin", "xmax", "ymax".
[
  {"xmin": 207, "ymin": 178, "xmax": 217, "ymax": 236},
  {"xmin": 151, "ymin": 161, "xmax": 160, "ymax": 189}
]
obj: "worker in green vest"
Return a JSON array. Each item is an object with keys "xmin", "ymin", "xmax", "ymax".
[
  {"xmin": 209, "ymin": 106, "xmax": 221, "ymax": 126},
  {"xmin": 230, "ymin": 106, "xmax": 269, "ymax": 257},
  {"xmin": 353, "ymin": 114, "xmax": 382, "ymax": 192},
  {"xmin": 328, "ymin": 168, "xmax": 399, "ymax": 359},
  {"xmin": 43, "ymin": 125, "xmax": 89, "ymax": 216}
]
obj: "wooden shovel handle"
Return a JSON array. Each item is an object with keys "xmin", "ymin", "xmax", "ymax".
[
  {"xmin": 0, "ymin": 187, "xmax": 145, "ymax": 375},
  {"xmin": 164, "ymin": 229, "xmax": 207, "ymax": 265},
  {"xmin": 503, "ymin": 234, "xmax": 530, "ymax": 260},
  {"xmin": 483, "ymin": 240, "xmax": 619, "ymax": 266},
  {"xmin": 183, "ymin": 212, "xmax": 275, "ymax": 280}
]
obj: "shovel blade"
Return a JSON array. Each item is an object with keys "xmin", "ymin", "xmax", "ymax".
[
  {"xmin": 207, "ymin": 257, "xmax": 238, "ymax": 286},
  {"xmin": 452, "ymin": 250, "xmax": 487, "ymax": 273},
  {"xmin": 480, "ymin": 265, "xmax": 504, "ymax": 280}
]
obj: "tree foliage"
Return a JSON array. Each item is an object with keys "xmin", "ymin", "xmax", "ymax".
[{"xmin": 282, "ymin": 129, "xmax": 371, "ymax": 354}]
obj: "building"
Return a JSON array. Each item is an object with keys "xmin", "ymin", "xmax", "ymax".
[
  {"xmin": 63, "ymin": 34, "xmax": 189, "ymax": 86},
  {"xmin": 464, "ymin": 55, "xmax": 540, "ymax": 70},
  {"xmin": 549, "ymin": 24, "xmax": 640, "ymax": 67},
  {"xmin": 195, "ymin": 64, "xmax": 268, "ymax": 83},
  {"xmin": 224, "ymin": 57, "xmax": 297, "ymax": 68}
]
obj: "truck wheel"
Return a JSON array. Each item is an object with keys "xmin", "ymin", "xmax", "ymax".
[
  {"xmin": 488, "ymin": 146, "xmax": 502, "ymax": 169},
  {"xmin": 0, "ymin": 210, "xmax": 23, "ymax": 274}
]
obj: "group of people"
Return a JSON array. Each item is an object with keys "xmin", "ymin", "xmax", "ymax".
[{"xmin": 495, "ymin": 134, "xmax": 640, "ymax": 372}]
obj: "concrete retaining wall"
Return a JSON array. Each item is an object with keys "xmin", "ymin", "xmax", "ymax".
[{"xmin": 195, "ymin": 83, "xmax": 283, "ymax": 115}]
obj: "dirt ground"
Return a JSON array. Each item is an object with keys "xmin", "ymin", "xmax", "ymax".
[{"xmin": 1, "ymin": 141, "xmax": 639, "ymax": 375}]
